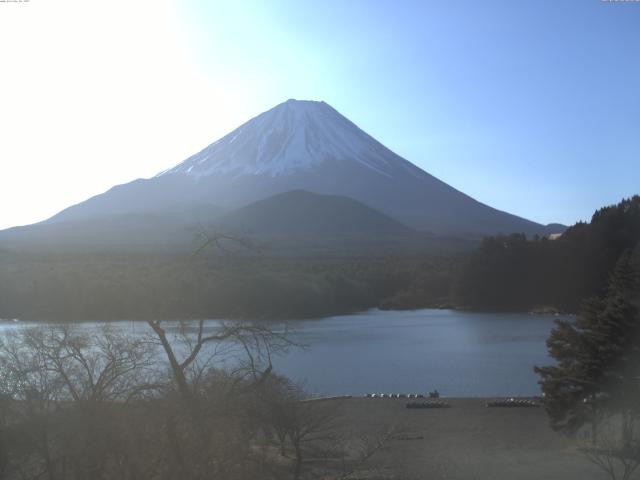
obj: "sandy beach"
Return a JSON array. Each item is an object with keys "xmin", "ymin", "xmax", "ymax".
[{"xmin": 332, "ymin": 397, "xmax": 603, "ymax": 480}]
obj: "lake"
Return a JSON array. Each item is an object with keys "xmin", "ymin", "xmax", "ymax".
[
  {"xmin": 272, "ymin": 309, "xmax": 562, "ymax": 397},
  {"xmin": 0, "ymin": 309, "xmax": 565, "ymax": 397}
]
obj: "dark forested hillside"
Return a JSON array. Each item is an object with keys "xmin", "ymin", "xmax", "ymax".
[
  {"xmin": 3, "ymin": 196, "xmax": 636, "ymax": 321},
  {"xmin": 453, "ymin": 196, "xmax": 640, "ymax": 312},
  {"xmin": 0, "ymin": 251, "xmax": 458, "ymax": 321}
]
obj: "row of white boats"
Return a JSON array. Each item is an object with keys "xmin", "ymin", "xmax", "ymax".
[
  {"xmin": 364, "ymin": 394, "xmax": 540, "ymax": 409},
  {"xmin": 365, "ymin": 393, "xmax": 438, "ymax": 399}
]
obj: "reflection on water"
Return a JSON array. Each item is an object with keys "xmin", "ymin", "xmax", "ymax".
[{"xmin": 0, "ymin": 309, "xmax": 564, "ymax": 397}]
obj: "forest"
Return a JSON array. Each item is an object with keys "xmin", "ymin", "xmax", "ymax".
[
  {"xmin": 0, "ymin": 196, "xmax": 637, "ymax": 321},
  {"xmin": 453, "ymin": 196, "xmax": 640, "ymax": 312},
  {"xmin": 0, "ymin": 252, "xmax": 457, "ymax": 321}
]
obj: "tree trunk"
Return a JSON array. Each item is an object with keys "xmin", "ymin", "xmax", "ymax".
[
  {"xmin": 293, "ymin": 443, "xmax": 302, "ymax": 480},
  {"xmin": 164, "ymin": 413, "xmax": 187, "ymax": 478}
]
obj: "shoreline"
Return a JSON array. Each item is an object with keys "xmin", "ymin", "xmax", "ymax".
[
  {"xmin": 327, "ymin": 396, "xmax": 601, "ymax": 479},
  {"xmin": 309, "ymin": 395, "xmax": 544, "ymax": 401},
  {"xmin": 0, "ymin": 306, "xmax": 576, "ymax": 324}
]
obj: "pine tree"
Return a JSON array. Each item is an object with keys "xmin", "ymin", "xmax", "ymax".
[{"xmin": 535, "ymin": 246, "xmax": 640, "ymax": 436}]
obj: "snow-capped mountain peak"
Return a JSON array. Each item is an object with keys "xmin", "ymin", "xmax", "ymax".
[
  {"xmin": 158, "ymin": 99, "xmax": 408, "ymax": 178},
  {"xmin": 43, "ymin": 98, "xmax": 557, "ymax": 238}
]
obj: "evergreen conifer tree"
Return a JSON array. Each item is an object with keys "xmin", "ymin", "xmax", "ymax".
[{"xmin": 535, "ymin": 245, "xmax": 640, "ymax": 436}]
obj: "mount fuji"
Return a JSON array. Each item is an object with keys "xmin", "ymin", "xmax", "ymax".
[{"xmin": 2, "ymin": 99, "xmax": 561, "ymax": 252}]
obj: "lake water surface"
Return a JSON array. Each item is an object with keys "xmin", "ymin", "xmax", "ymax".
[
  {"xmin": 272, "ymin": 309, "xmax": 562, "ymax": 397},
  {"xmin": 0, "ymin": 309, "xmax": 565, "ymax": 397}
]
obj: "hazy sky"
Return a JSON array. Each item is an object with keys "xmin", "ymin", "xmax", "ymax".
[{"xmin": 1, "ymin": 0, "xmax": 638, "ymax": 230}]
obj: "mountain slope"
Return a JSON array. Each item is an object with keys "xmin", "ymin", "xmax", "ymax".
[
  {"xmin": 0, "ymin": 191, "xmax": 474, "ymax": 255},
  {"xmin": 216, "ymin": 190, "xmax": 414, "ymax": 237},
  {"xmin": 42, "ymin": 99, "xmax": 560, "ymax": 237},
  {"xmin": 0, "ymin": 213, "xmax": 199, "ymax": 252}
]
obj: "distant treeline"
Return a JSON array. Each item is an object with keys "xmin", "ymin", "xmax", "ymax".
[
  {"xmin": 452, "ymin": 196, "xmax": 640, "ymax": 312},
  {"xmin": 0, "ymin": 251, "xmax": 458, "ymax": 321},
  {"xmin": 2, "ymin": 196, "xmax": 637, "ymax": 321}
]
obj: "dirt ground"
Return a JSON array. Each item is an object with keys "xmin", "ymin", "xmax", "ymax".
[{"xmin": 333, "ymin": 397, "xmax": 605, "ymax": 480}]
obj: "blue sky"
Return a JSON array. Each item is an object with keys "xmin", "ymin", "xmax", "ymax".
[{"xmin": 0, "ymin": 0, "xmax": 638, "ymax": 228}]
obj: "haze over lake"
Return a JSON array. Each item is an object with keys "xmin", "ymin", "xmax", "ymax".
[{"xmin": 1, "ymin": 309, "xmax": 562, "ymax": 397}]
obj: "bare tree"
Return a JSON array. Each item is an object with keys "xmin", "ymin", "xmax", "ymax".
[
  {"xmin": 146, "ymin": 319, "xmax": 293, "ymax": 403},
  {"xmin": 254, "ymin": 376, "xmax": 342, "ymax": 480},
  {"xmin": 579, "ymin": 412, "xmax": 640, "ymax": 480},
  {"xmin": 137, "ymin": 316, "xmax": 297, "ymax": 480},
  {"xmin": 0, "ymin": 325, "xmax": 159, "ymax": 480},
  {"xmin": 332, "ymin": 427, "xmax": 394, "ymax": 480}
]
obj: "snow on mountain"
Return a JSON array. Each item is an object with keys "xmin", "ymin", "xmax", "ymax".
[
  {"xmin": 158, "ymin": 99, "xmax": 420, "ymax": 179},
  {"xmin": 41, "ymin": 99, "xmax": 559, "ymax": 237}
]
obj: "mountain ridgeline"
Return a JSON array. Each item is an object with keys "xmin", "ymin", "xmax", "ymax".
[
  {"xmin": 0, "ymin": 98, "xmax": 585, "ymax": 321},
  {"xmin": 0, "ymin": 99, "xmax": 562, "ymax": 257}
]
